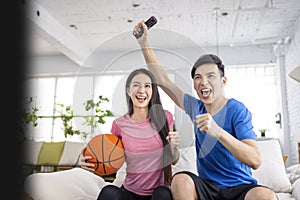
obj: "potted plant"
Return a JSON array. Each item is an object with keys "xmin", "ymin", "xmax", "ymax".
[{"xmin": 258, "ymin": 129, "xmax": 267, "ymax": 137}]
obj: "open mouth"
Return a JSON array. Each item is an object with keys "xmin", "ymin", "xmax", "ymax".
[
  {"xmin": 201, "ymin": 88, "xmax": 212, "ymax": 98},
  {"xmin": 136, "ymin": 95, "xmax": 147, "ymax": 103}
]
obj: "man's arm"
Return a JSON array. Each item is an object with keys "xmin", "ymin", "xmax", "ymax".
[
  {"xmin": 194, "ymin": 113, "xmax": 262, "ymax": 169},
  {"xmin": 133, "ymin": 21, "xmax": 185, "ymax": 110},
  {"xmin": 219, "ymin": 132, "xmax": 262, "ymax": 170}
]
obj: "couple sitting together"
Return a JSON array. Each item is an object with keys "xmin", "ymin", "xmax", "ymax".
[{"xmin": 79, "ymin": 21, "xmax": 277, "ymax": 200}]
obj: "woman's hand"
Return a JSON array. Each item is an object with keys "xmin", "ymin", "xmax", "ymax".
[
  {"xmin": 167, "ymin": 131, "xmax": 180, "ymax": 164},
  {"xmin": 78, "ymin": 147, "xmax": 95, "ymax": 173},
  {"xmin": 167, "ymin": 131, "xmax": 180, "ymax": 150}
]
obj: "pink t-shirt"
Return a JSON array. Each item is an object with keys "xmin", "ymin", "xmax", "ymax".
[{"xmin": 111, "ymin": 110, "xmax": 174, "ymax": 196}]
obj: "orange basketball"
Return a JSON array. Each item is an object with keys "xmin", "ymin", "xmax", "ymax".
[{"xmin": 83, "ymin": 133, "xmax": 125, "ymax": 176}]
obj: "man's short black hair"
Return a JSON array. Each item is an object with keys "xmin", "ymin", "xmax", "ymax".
[{"xmin": 191, "ymin": 54, "xmax": 225, "ymax": 78}]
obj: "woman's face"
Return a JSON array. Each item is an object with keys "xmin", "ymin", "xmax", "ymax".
[{"xmin": 127, "ymin": 73, "xmax": 153, "ymax": 109}]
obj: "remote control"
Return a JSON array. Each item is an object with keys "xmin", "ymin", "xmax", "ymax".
[{"xmin": 133, "ymin": 16, "xmax": 158, "ymax": 39}]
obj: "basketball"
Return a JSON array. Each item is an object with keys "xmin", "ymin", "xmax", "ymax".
[{"xmin": 83, "ymin": 133, "xmax": 125, "ymax": 176}]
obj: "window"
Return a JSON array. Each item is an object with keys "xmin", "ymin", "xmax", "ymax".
[
  {"xmin": 23, "ymin": 72, "xmax": 175, "ymax": 142},
  {"xmin": 225, "ymin": 64, "xmax": 278, "ymax": 138},
  {"xmin": 24, "ymin": 78, "xmax": 56, "ymax": 141}
]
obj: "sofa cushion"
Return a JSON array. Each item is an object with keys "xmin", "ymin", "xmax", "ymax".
[
  {"xmin": 172, "ymin": 146, "xmax": 197, "ymax": 175},
  {"xmin": 22, "ymin": 140, "xmax": 43, "ymax": 165},
  {"xmin": 59, "ymin": 142, "xmax": 85, "ymax": 165},
  {"xmin": 252, "ymin": 139, "xmax": 292, "ymax": 193},
  {"xmin": 22, "ymin": 140, "xmax": 85, "ymax": 166},
  {"xmin": 24, "ymin": 167, "xmax": 109, "ymax": 200},
  {"xmin": 286, "ymin": 164, "xmax": 300, "ymax": 199},
  {"xmin": 292, "ymin": 179, "xmax": 300, "ymax": 200},
  {"xmin": 286, "ymin": 164, "xmax": 300, "ymax": 176},
  {"xmin": 276, "ymin": 193, "xmax": 296, "ymax": 200},
  {"xmin": 37, "ymin": 141, "xmax": 65, "ymax": 165}
]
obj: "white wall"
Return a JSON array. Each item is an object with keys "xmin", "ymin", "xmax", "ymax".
[{"xmin": 27, "ymin": 44, "xmax": 275, "ymax": 76}]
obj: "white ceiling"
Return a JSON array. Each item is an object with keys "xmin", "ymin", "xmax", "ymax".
[{"xmin": 24, "ymin": 0, "xmax": 300, "ymax": 66}]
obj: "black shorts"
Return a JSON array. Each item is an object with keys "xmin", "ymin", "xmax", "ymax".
[{"xmin": 173, "ymin": 171, "xmax": 265, "ymax": 200}]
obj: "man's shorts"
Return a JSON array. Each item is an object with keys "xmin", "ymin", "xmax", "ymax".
[{"xmin": 173, "ymin": 171, "xmax": 267, "ymax": 200}]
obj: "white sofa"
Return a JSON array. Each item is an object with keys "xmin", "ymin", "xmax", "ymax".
[{"xmin": 24, "ymin": 139, "xmax": 300, "ymax": 200}]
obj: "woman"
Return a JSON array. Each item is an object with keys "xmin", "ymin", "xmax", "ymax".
[{"xmin": 80, "ymin": 68, "xmax": 180, "ymax": 200}]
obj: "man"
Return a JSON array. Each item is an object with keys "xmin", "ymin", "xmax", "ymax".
[{"xmin": 132, "ymin": 21, "xmax": 277, "ymax": 200}]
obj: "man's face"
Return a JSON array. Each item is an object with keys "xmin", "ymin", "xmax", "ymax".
[{"xmin": 193, "ymin": 63, "xmax": 226, "ymax": 104}]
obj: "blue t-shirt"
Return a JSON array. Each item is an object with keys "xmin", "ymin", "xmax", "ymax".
[{"xmin": 184, "ymin": 93, "xmax": 257, "ymax": 188}]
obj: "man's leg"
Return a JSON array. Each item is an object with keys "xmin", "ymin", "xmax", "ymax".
[
  {"xmin": 171, "ymin": 173, "xmax": 198, "ymax": 200},
  {"xmin": 244, "ymin": 186, "xmax": 277, "ymax": 200}
]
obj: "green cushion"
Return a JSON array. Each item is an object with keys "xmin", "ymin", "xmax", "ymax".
[{"xmin": 37, "ymin": 141, "xmax": 65, "ymax": 165}]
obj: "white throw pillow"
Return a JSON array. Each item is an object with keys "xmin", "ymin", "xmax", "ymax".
[
  {"xmin": 172, "ymin": 146, "xmax": 198, "ymax": 175},
  {"xmin": 22, "ymin": 140, "xmax": 43, "ymax": 165},
  {"xmin": 24, "ymin": 167, "xmax": 109, "ymax": 200},
  {"xmin": 252, "ymin": 139, "xmax": 292, "ymax": 193},
  {"xmin": 59, "ymin": 142, "xmax": 85, "ymax": 165},
  {"xmin": 292, "ymin": 178, "xmax": 300, "ymax": 200},
  {"xmin": 286, "ymin": 164, "xmax": 300, "ymax": 175}
]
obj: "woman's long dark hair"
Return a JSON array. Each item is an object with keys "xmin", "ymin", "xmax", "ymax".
[{"xmin": 125, "ymin": 68, "xmax": 172, "ymax": 185}]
